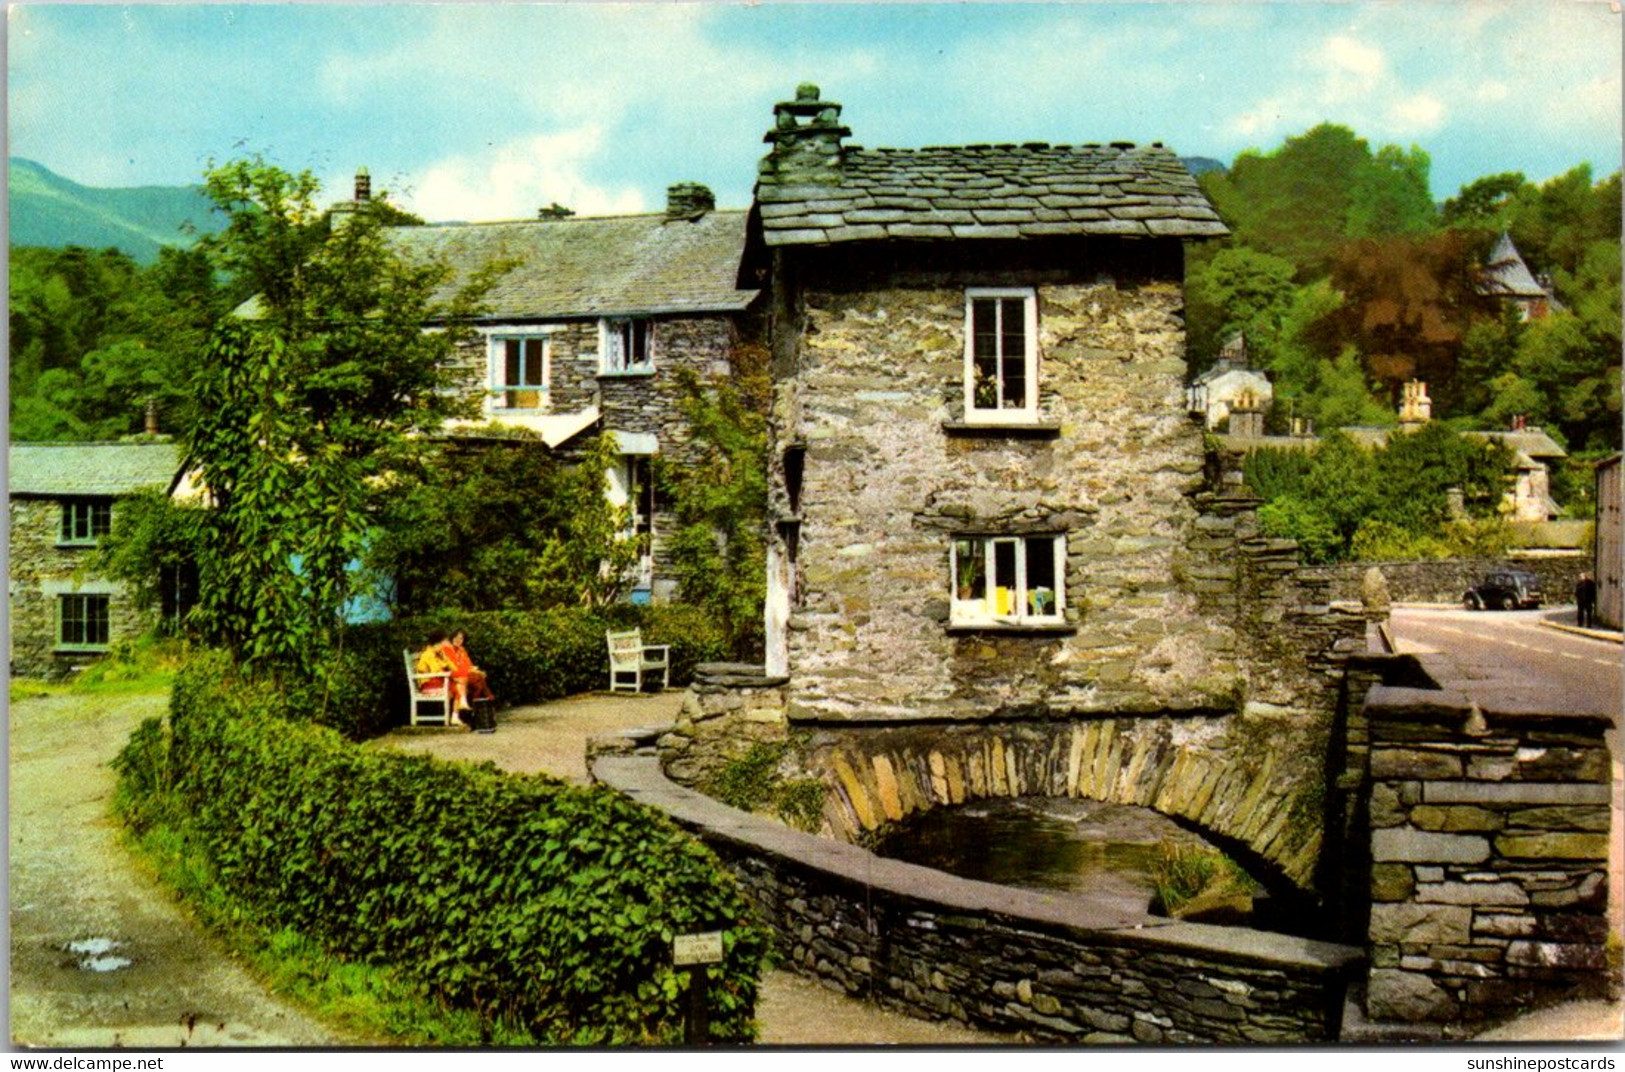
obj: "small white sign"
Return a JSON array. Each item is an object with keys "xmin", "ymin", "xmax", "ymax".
[{"xmin": 672, "ymin": 931, "xmax": 725, "ymax": 966}]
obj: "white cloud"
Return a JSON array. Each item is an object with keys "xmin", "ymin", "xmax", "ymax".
[
  {"xmin": 1389, "ymin": 94, "xmax": 1447, "ymax": 135},
  {"xmin": 403, "ymin": 129, "xmax": 647, "ymax": 222},
  {"xmin": 1320, "ymin": 35, "xmax": 1386, "ymax": 81}
]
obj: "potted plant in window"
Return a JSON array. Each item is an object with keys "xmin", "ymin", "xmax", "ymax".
[
  {"xmin": 973, "ymin": 367, "xmax": 999, "ymax": 410},
  {"xmin": 955, "ymin": 546, "xmax": 980, "ymax": 601}
]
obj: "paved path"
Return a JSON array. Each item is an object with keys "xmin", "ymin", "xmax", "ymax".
[
  {"xmin": 8, "ymin": 690, "xmax": 349, "ymax": 1048},
  {"xmin": 373, "ymin": 691, "xmax": 1007, "ymax": 1044}
]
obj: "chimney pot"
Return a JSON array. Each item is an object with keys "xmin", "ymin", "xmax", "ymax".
[
  {"xmin": 144, "ymin": 398, "xmax": 159, "ymax": 437},
  {"xmin": 761, "ymin": 82, "xmax": 851, "ymax": 186},
  {"xmin": 355, "ymin": 167, "xmax": 371, "ymax": 202}
]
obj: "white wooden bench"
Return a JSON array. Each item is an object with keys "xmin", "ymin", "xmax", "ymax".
[
  {"xmin": 404, "ymin": 649, "xmax": 454, "ymax": 726},
  {"xmin": 606, "ymin": 630, "xmax": 670, "ymax": 693}
]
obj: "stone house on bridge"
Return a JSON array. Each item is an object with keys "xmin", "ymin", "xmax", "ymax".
[{"xmin": 751, "ymin": 83, "xmax": 1355, "ymax": 726}]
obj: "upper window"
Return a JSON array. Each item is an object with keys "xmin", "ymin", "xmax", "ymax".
[
  {"xmin": 58, "ymin": 593, "xmax": 110, "ymax": 650},
  {"xmin": 60, "ymin": 499, "xmax": 113, "ymax": 546},
  {"xmin": 492, "ymin": 336, "xmax": 549, "ymax": 410},
  {"xmin": 950, "ymin": 534, "xmax": 1065, "ymax": 626},
  {"xmin": 600, "ymin": 318, "xmax": 654, "ymax": 375},
  {"xmin": 965, "ymin": 288, "xmax": 1038, "ymax": 423}
]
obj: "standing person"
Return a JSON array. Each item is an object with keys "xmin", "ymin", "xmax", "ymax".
[
  {"xmin": 441, "ymin": 629, "xmax": 495, "ymax": 705},
  {"xmin": 1576, "ymin": 572, "xmax": 1598, "ymax": 628}
]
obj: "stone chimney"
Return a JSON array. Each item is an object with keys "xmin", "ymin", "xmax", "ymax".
[
  {"xmin": 759, "ymin": 82, "xmax": 850, "ymax": 186},
  {"xmin": 1229, "ymin": 389, "xmax": 1266, "ymax": 439},
  {"xmin": 1398, "ymin": 379, "xmax": 1432, "ymax": 432},
  {"xmin": 665, "ymin": 182, "xmax": 715, "ymax": 221},
  {"xmin": 144, "ymin": 398, "xmax": 160, "ymax": 437},
  {"xmin": 329, "ymin": 167, "xmax": 371, "ymax": 231}
]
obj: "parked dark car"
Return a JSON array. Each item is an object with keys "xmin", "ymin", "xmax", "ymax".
[{"xmin": 1463, "ymin": 569, "xmax": 1543, "ymax": 611}]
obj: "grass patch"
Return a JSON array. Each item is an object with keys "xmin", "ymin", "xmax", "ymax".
[
  {"xmin": 1149, "ymin": 838, "xmax": 1263, "ymax": 918},
  {"xmin": 703, "ymin": 741, "xmax": 827, "ymax": 832}
]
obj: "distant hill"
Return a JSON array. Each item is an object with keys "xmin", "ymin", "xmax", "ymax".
[
  {"xmin": 1182, "ymin": 156, "xmax": 1226, "ymax": 177},
  {"xmin": 7, "ymin": 158, "xmax": 222, "ymax": 263}
]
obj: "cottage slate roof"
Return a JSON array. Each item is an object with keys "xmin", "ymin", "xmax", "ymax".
[
  {"xmin": 9, "ymin": 441, "xmax": 180, "ymax": 497},
  {"xmin": 755, "ymin": 143, "xmax": 1228, "ymax": 246},
  {"xmin": 384, "ymin": 211, "xmax": 758, "ymax": 321},
  {"xmin": 1472, "ymin": 428, "xmax": 1567, "ymax": 461},
  {"xmin": 1478, "ymin": 233, "xmax": 1551, "ymax": 300}
]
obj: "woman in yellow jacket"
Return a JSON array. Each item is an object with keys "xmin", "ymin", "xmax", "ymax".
[{"xmin": 415, "ymin": 631, "xmax": 471, "ymax": 725}]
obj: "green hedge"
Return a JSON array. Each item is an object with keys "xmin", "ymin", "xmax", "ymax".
[
  {"xmin": 300, "ymin": 605, "xmax": 730, "ymax": 739},
  {"xmin": 123, "ymin": 652, "xmax": 767, "ymax": 1044}
]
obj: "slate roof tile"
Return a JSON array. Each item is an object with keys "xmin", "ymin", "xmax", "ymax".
[
  {"xmin": 9, "ymin": 441, "xmax": 181, "ymax": 497},
  {"xmin": 387, "ymin": 210, "xmax": 757, "ymax": 320}
]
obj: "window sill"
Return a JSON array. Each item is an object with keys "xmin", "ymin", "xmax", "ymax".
[
  {"xmin": 54, "ymin": 644, "xmax": 110, "ymax": 654},
  {"xmin": 946, "ymin": 622, "xmax": 1077, "ymax": 636},
  {"xmin": 598, "ymin": 369, "xmax": 656, "ymax": 379},
  {"xmin": 942, "ymin": 420, "xmax": 1061, "ymax": 439},
  {"xmin": 56, "ymin": 542, "xmax": 101, "ymax": 549}
]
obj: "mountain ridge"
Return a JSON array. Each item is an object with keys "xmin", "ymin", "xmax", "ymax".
[{"xmin": 8, "ymin": 157, "xmax": 222, "ymax": 263}]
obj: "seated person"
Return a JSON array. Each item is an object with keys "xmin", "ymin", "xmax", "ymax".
[
  {"xmin": 415, "ymin": 632, "xmax": 470, "ymax": 723},
  {"xmin": 441, "ymin": 629, "xmax": 494, "ymax": 706}
]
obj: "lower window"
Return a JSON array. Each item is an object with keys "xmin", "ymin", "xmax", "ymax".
[
  {"xmin": 950, "ymin": 534, "xmax": 1065, "ymax": 625},
  {"xmin": 58, "ymin": 593, "xmax": 110, "ymax": 649}
]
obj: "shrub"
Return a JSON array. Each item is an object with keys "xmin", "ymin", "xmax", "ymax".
[
  {"xmin": 304, "ymin": 605, "xmax": 732, "ymax": 740},
  {"xmin": 703, "ymin": 741, "xmax": 826, "ymax": 833},
  {"xmin": 125, "ymin": 655, "xmax": 769, "ymax": 1044}
]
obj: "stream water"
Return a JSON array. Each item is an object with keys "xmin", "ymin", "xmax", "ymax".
[{"xmin": 871, "ymin": 797, "xmax": 1234, "ymax": 917}]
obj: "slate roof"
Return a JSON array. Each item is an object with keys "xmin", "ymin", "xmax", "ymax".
[
  {"xmin": 1478, "ymin": 232, "xmax": 1551, "ymax": 299},
  {"xmin": 1472, "ymin": 428, "xmax": 1567, "ymax": 461},
  {"xmin": 9, "ymin": 441, "xmax": 180, "ymax": 497},
  {"xmin": 384, "ymin": 211, "xmax": 758, "ymax": 321},
  {"xmin": 755, "ymin": 143, "xmax": 1228, "ymax": 246}
]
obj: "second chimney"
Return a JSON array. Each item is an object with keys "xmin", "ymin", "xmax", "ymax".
[{"xmin": 665, "ymin": 183, "xmax": 715, "ymax": 221}]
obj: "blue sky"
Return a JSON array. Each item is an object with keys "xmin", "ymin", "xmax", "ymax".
[{"xmin": 7, "ymin": 2, "xmax": 1621, "ymax": 223}]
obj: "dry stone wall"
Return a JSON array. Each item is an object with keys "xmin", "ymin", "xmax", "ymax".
[
  {"xmin": 1320, "ymin": 557, "xmax": 1589, "ymax": 607},
  {"xmin": 594, "ymin": 752, "xmax": 1364, "ymax": 1044},
  {"xmin": 1361, "ymin": 680, "xmax": 1615, "ymax": 1030}
]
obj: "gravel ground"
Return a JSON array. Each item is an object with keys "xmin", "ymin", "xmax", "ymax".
[{"xmin": 7, "ymin": 689, "xmax": 349, "ymax": 1048}]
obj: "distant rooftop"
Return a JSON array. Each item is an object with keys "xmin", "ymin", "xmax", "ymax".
[
  {"xmin": 386, "ymin": 210, "xmax": 758, "ymax": 321},
  {"xmin": 9, "ymin": 440, "xmax": 180, "ymax": 497}
]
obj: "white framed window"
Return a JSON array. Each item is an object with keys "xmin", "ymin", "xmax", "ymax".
[
  {"xmin": 600, "ymin": 318, "xmax": 654, "ymax": 375},
  {"xmin": 950, "ymin": 534, "xmax": 1065, "ymax": 625},
  {"xmin": 964, "ymin": 288, "xmax": 1038, "ymax": 423},
  {"xmin": 57, "ymin": 593, "xmax": 111, "ymax": 650},
  {"xmin": 59, "ymin": 499, "xmax": 113, "ymax": 546},
  {"xmin": 490, "ymin": 334, "xmax": 550, "ymax": 411}
]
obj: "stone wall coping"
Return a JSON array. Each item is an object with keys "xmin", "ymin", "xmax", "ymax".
[
  {"xmin": 1366, "ymin": 682, "xmax": 1615, "ymax": 729},
  {"xmin": 693, "ymin": 662, "xmax": 791, "ymax": 689},
  {"xmin": 592, "ymin": 754, "xmax": 1365, "ymax": 974}
]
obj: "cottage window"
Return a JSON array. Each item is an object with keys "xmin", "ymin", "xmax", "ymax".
[
  {"xmin": 60, "ymin": 499, "xmax": 113, "ymax": 546},
  {"xmin": 964, "ymin": 288, "xmax": 1038, "ymax": 423},
  {"xmin": 600, "ymin": 318, "xmax": 654, "ymax": 374},
  {"xmin": 491, "ymin": 335, "xmax": 550, "ymax": 410},
  {"xmin": 57, "ymin": 593, "xmax": 110, "ymax": 650},
  {"xmin": 950, "ymin": 534, "xmax": 1064, "ymax": 625}
]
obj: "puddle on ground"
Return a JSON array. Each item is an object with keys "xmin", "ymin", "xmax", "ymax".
[{"xmin": 65, "ymin": 937, "xmax": 133, "ymax": 972}]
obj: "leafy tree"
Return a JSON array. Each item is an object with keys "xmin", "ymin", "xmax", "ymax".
[
  {"xmin": 1441, "ymin": 172, "xmax": 1527, "ymax": 231},
  {"xmin": 182, "ymin": 157, "xmax": 495, "ymax": 677},
  {"xmin": 523, "ymin": 435, "xmax": 642, "ymax": 610},
  {"xmin": 1345, "ymin": 144, "xmax": 1437, "ymax": 239},
  {"xmin": 1183, "ymin": 246, "xmax": 1299, "ymax": 370}
]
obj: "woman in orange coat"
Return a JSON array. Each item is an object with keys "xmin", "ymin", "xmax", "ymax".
[{"xmin": 441, "ymin": 629, "xmax": 494, "ymax": 706}]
